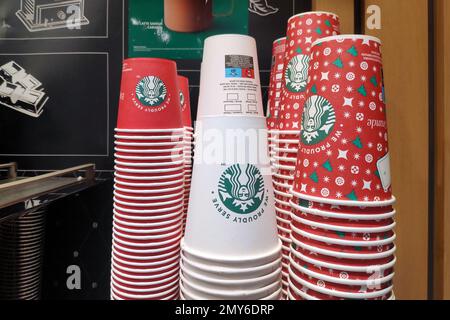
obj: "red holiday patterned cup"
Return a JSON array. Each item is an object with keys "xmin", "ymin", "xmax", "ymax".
[
  {"xmin": 177, "ymin": 75, "xmax": 192, "ymax": 128},
  {"xmin": 267, "ymin": 37, "xmax": 287, "ymax": 131},
  {"xmin": 278, "ymin": 12, "xmax": 340, "ymax": 133},
  {"xmin": 292, "ymin": 35, "xmax": 395, "ymax": 206},
  {"xmin": 117, "ymin": 58, "xmax": 183, "ymax": 130}
]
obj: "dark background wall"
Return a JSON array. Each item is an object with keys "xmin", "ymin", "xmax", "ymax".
[{"xmin": 0, "ymin": 0, "xmax": 311, "ymax": 299}]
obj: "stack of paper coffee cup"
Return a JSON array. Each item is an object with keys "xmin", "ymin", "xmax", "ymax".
[
  {"xmin": 111, "ymin": 58, "xmax": 185, "ymax": 300},
  {"xmin": 181, "ymin": 34, "xmax": 282, "ymax": 300},
  {"xmin": 271, "ymin": 12, "xmax": 341, "ymax": 296},
  {"xmin": 288, "ymin": 35, "xmax": 396, "ymax": 300},
  {"xmin": 177, "ymin": 75, "xmax": 194, "ymax": 232}
]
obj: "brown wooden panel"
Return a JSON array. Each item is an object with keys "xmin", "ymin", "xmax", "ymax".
[
  {"xmin": 363, "ymin": 0, "xmax": 429, "ymax": 300},
  {"xmin": 312, "ymin": 0, "xmax": 355, "ymax": 33},
  {"xmin": 434, "ymin": 0, "xmax": 450, "ymax": 300}
]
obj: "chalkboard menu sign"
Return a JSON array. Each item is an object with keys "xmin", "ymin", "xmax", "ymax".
[{"xmin": 0, "ymin": 0, "xmax": 125, "ymax": 171}]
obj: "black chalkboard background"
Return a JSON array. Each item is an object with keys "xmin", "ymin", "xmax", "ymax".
[{"xmin": 0, "ymin": 0, "xmax": 313, "ymax": 300}]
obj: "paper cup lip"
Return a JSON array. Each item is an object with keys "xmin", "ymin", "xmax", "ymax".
[
  {"xmin": 114, "ymin": 160, "xmax": 185, "ymax": 167},
  {"xmin": 292, "ymin": 224, "xmax": 396, "ymax": 248},
  {"xmin": 291, "ymin": 248, "xmax": 397, "ymax": 273},
  {"xmin": 115, "ymin": 141, "xmax": 182, "ymax": 147},
  {"xmin": 274, "ymin": 189, "xmax": 293, "ymax": 198},
  {"xmin": 111, "ymin": 269, "xmax": 179, "ymax": 287},
  {"xmin": 288, "ymin": 11, "xmax": 339, "ymax": 22},
  {"xmin": 115, "ymin": 171, "xmax": 184, "ymax": 181},
  {"xmin": 113, "ymin": 219, "xmax": 182, "ymax": 235},
  {"xmin": 204, "ymin": 33, "xmax": 256, "ymax": 45},
  {"xmin": 113, "ymin": 233, "xmax": 183, "ymax": 249},
  {"xmin": 113, "ymin": 214, "xmax": 182, "ymax": 228},
  {"xmin": 291, "ymin": 213, "xmax": 396, "ymax": 233},
  {"xmin": 288, "ymin": 268, "xmax": 394, "ymax": 299},
  {"xmin": 112, "ymin": 252, "xmax": 179, "ymax": 268},
  {"xmin": 181, "ymin": 238, "xmax": 282, "ymax": 265},
  {"xmin": 311, "ymin": 34, "xmax": 382, "ymax": 48},
  {"xmin": 115, "ymin": 127, "xmax": 185, "ymax": 133},
  {"xmin": 115, "ymin": 146, "xmax": 184, "ymax": 154},
  {"xmin": 276, "ymin": 214, "xmax": 291, "ymax": 225},
  {"xmin": 114, "ymin": 134, "xmax": 184, "ymax": 141},
  {"xmin": 111, "ymin": 282, "xmax": 179, "ymax": 299},
  {"xmin": 181, "ymin": 252, "xmax": 282, "ymax": 275},
  {"xmin": 290, "ymin": 199, "xmax": 397, "ymax": 221},
  {"xmin": 112, "ymin": 258, "xmax": 179, "ymax": 273},
  {"xmin": 113, "ymin": 227, "xmax": 181, "ymax": 240},
  {"xmin": 273, "ymin": 36, "xmax": 287, "ymax": 44},
  {"xmin": 181, "ymin": 262, "xmax": 282, "ymax": 286},
  {"xmin": 114, "ymin": 166, "xmax": 183, "ymax": 174},
  {"xmin": 292, "ymin": 236, "xmax": 397, "ymax": 260},
  {"xmin": 112, "ymin": 246, "xmax": 180, "ymax": 261},
  {"xmin": 112, "ymin": 236, "xmax": 181, "ymax": 254},
  {"xmin": 289, "ymin": 279, "xmax": 320, "ymax": 300},
  {"xmin": 114, "ymin": 177, "xmax": 184, "ymax": 187},
  {"xmin": 291, "ymin": 189, "xmax": 397, "ymax": 208},
  {"xmin": 114, "ymin": 184, "xmax": 184, "ymax": 195},
  {"xmin": 180, "ymin": 272, "xmax": 280, "ymax": 298},
  {"xmin": 113, "ymin": 202, "xmax": 183, "ymax": 214}
]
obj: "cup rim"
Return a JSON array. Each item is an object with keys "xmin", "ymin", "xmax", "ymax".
[
  {"xmin": 115, "ymin": 146, "xmax": 184, "ymax": 154},
  {"xmin": 288, "ymin": 267, "xmax": 393, "ymax": 299},
  {"xmin": 113, "ymin": 213, "xmax": 182, "ymax": 228},
  {"xmin": 180, "ymin": 272, "xmax": 281, "ymax": 298},
  {"xmin": 181, "ymin": 252, "xmax": 282, "ymax": 275},
  {"xmin": 113, "ymin": 186, "xmax": 184, "ymax": 197},
  {"xmin": 111, "ymin": 257, "xmax": 179, "ymax": 274},
  {"xmin": 114, "ymin": 165, "xmax": 184, "ymax": 174},
  {"xmin": 288, "ymin": 11, "xmax": 339, "ymax": 22},
  {"xmin": 112, "ymin": 252, "xmax": 179, "ymax": 268},
  {"xmin": 181, "ymin": 262, "xmax": 282, "ymax": 286},
  {"xmin": 291, "ymin": 236, "xmax": 397, "ymax": 260},
  {"xmin": 291, "ymin": 247, "xmax": 397, "ymax": 273},
  {"xmin": 290, "ymin": 212, "xmax": 396, "ymax": 234},
  {"xmin": 113, "ymin": 203, "xmax": 183, "ymax": 214},
  {"xmin": 112, "ymin": 236, "xmax": 181, "ymax": 254},
  {"xmin": 311, "ymin": 34, "xmax": 382, "ymax": 48},
  {"xmin": 291, "ymin": 224, "xmax": 397, "ymax": 247},
  {"xmin": 113, "ymin": 219, "xmax": 183, "ymax": 235},
  {"xmin": 291, "ymin": 189, "xmax": 397, "ymax": 208},
  {"xmin": 113, "ymin": 208, "xmax": 183, "ymax": 221},
  {"xmin": 115, "ymin": 141, "xmax": 183, "ymax": 147},
  {"xmin": 115, "ymin": 159, "xmax": 185, "ymax": 168},
  {"xmin": 115, "ymin": 127, "xmax": 185, "ymax": 133},
  {"xmin": 114, "ymin": 134, "xmax": 184, "ymax": 141},
  {"xmin": 290, "ymin": 199, "xmax": 397, "ymax": 221},
  {"xmin": 114, "ymin": 177, "xmax": 185, "ymax": 188},
  {"xmin": 114, "ymin": 153, "xmax": 184, "ymax": 161},
  {"xmin": 111, "ymin": 269, "xmax": 179, "ymax": 287},
  {"xmin": 113, "ymin": 197, "xmax": 183, "ymax": 208},
  {"xmin": 111, "ymin": 281, "xmax": 179, "ymax": 299},
  {"xmin": 181, "ymin": 238, "xmax": 282, "ymax": 265},
  {"xmin": 289, "ymin": 255, "xmax": 395, "ymax": 286},
  {"xmin": 113, "ymin": 226, "xmax": 181, "ymax": 241},
  {"xmin": 115, "ymin": 171, "xmax": 184, "ymax": 181}
]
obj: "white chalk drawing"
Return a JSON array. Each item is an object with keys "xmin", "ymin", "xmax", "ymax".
[
  {"xmin": 16, "ymin": 0, "xmax": 89, "ymax": 32},
  {"xmin": 0, "ymin": 61, "xmax": 49, "ymax": 118},
  {"xmin": 249, "ymin": 0, "xmax": 279, "ymax": 16}
]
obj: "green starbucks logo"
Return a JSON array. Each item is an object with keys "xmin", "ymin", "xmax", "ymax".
[
  {"xmin": 218, "ymin": 164, "xmax": 265, "ymax": 215},
  {"xmin": 285, "ymin": 55, "xmax": 310, "ymax": 93},
  {"xmin": 301, "ymin": 95, "xmax": 336, "ymax": 145},
  {"xmin": 135, "ymin": 76, "xmax": 167, "ymax": 107},
  {"xmin": 179, "ymin": 90, "xmax": 185, "ymax": 110}
]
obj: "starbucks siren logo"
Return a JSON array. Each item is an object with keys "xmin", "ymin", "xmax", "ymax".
[
  {"xmin": 179, "ymin": 90, "xmax": 185, "ymax": 111},
  {"xmin": 218, "ymin": 164, "xmax": 265, "ymax": 215},
  {"xmin": 285, "ymin": 55, "xmax": 310, "ymax": 93},
  {"xmin": 301, "ymin": 95, "xmax": 336, "ymax": 145},
  {"xmin": 135, "ymin": 76, "xmax": 167, "ymax": 107}
]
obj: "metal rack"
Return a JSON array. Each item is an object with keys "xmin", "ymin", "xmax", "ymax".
[{"xmin": 0, "ymin": 163, "xmax": 97, "ymax": 223}]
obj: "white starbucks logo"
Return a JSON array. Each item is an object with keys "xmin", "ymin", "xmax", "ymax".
[
  {"xmin": 135, "ymin": 76, "xmax": 167, "ymax": 107},
  {"xmin": 301, "ymin": 95, "xmax": 336, "ymax": 145},
  {"xmin": 285, "ymin": 55, "xmax": 310, "ymax": 93},
  {"xmin": 218, "ymin": 164, "xmax": 265, "ymax": 215}
]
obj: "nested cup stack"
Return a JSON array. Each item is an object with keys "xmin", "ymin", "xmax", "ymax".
[
  {"xmin": 181, "ymin": 34, "xmax": 282, "ymax": 300},
  {"xmin": 111, "ymin": 58, "xmax": 185, "ymax": 300},
  {"xmin": 177, "ymin": 75, "xmax": 194, "ymax": 232},
  {"xmin": 288, "ymin": 35, "xmax": 397, "ymax": 300},
  {"xmin": 266, "ymin": 37, "xmax": 286, "ymax": 156},
  {"xmin": 270, "ymin": 12, "xmax": 341, "ymax": 296}
]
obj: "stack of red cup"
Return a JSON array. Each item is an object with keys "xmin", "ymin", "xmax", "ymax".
[
  {"xmin": 267, "ymin": 36, "xmax": 286, "ymax": 154},
  {"xmin": 111, "ymin": 58, "xmax": 185, "ymax": 300},
  {"xmin": 177, "ymin": 75, "xmax": 194, "ymax": 232},
  {"xmin": 270, "ymin": 12, "xmax": 341, "ymax": 297},
  {"xmin": 288, "ymin": 35, "xmax": 396, "ymax": 300}
]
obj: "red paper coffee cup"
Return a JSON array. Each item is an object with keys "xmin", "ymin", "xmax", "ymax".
[
  {"xmin": 267, "ymin": 37, "xmax": 287, "ymax": 131},
  {"xmin": 117, "ymin": 58, "xmax": 183, "ymax": 130},
  {"xmin": 292, "ymin": 35, "xmax": 394, "ymax": 206},
  {"xmin": 177, "ymin": 75, "xmax": 192, "ymax": 128},
  {"xmin": 278, "ymin": 12, "xmax": 340, "ymax": 132}
]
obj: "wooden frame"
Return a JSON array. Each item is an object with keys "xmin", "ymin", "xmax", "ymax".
[{"xmin": 434, "ymin": 0, "xmax": 450, "ymax": 300}]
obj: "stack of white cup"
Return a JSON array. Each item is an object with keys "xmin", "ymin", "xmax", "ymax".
[{"xmin": 180, "ymin": 34, "xmax": 282, "ymax": 300}]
